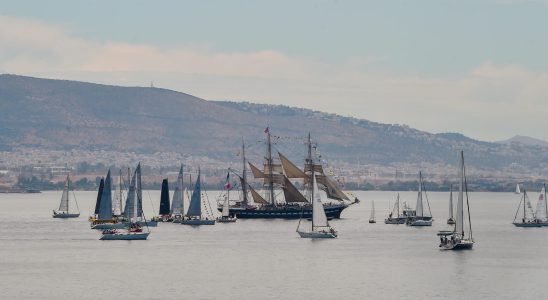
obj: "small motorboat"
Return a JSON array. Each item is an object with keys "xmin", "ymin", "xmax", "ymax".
[
  {"xmin": 408, "ymin": 219, "xmax": 432, "ymax": 226},
  {"xmin": 100, "ymin": 224, "xmax": 150, "ymax": 240}
]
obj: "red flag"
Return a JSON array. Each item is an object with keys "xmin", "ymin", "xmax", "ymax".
[{"xmin": 264, "ymin": 127, "xmax": 269, "ymax": 134}]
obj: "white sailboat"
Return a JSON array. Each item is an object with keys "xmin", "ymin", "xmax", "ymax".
[
  {"xmin": 217, "ymin": 172, "xmax": 237, "ymax": 223},
  {"xmin": 447, "ymin": 185, "xmax": 455, "ymax": 225},
  {"xmin": 171, "ymin": 164, "xmax": 185, "ymax": 223},
  {"xmin": 296, "ymin": 173, "xmax": 337, "ymax": 238},
  {"xmin": 407, "ymin": 171, "xmax": 433, "ymax": 226},
  {"xmin": 512, "ymin": 189, "xmax": 542, "ymax": 227},
  {"xmin": 535, "ymin": 185, "xmax": 548, "ymax": 226},
  {"xmin": 516, "ymin": 184, "xmax": 521, "ymax": 194},
  {"xmin": 181, "ymin": 170, "xmax": 216, "ymax": 225},
  {"xmin": 101, "ymin": 163, "xmax": 151, "ymax": 240},
  {"xmin": 385, "ymin": 193, "xmax": 406, "ymax": 224},
  {"xmin": 52, "ymin": 175, "xmax": 80, "ymax": 218},
  {"xmin": 368, "ymin": 200, "xmax": 376, "ymax": 223},
  {"xmin": 438, "ymin": 151, "xmax": 474, "ymax": 250}
]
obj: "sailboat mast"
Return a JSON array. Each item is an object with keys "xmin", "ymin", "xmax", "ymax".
[
  {"xmin": 463, "ymin": 153, "xmax": 472, "ymax": 239},
  {"xmin": 181, "ymin": 165, "xmax": 184, "ymax": 216},
  {"xmin": 241, "ymin": 139, "xmax": 248, "ymax": 206},
  {"xmin": 545, "ymin": 183, "xmax": 547, "ymax": 221},
  {"xmin": 266, "ymin": 129, "xmax": 275, "ymax": 206},
  {"xmin": 523, "ymin": 190, "xmax": 527, "ymax": 220},
  {"xmin": 306, "ymin": 133, "xmax": 314, "ymax": 200},
  {"xmin": 67, "ymin": 175, "xmax": 70, "ymax": 212},
  {"xmin": 119, "ymin": 169, "xmax": 123, "ymax": 213},
  {"xmin": 419, "ymin": 171, "xmax": 424, "ymax": 216}
]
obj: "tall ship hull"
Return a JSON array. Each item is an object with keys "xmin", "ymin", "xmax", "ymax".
[{"xmin": 220, "ymin": 203, "xmax": 349, "ymax": 219}]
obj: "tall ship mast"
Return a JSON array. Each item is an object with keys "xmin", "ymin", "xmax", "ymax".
[{"xmin": 218, "ymin": 129, "xmax": 359, "ymax": 219}]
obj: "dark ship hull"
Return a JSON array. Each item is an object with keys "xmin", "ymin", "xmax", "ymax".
[{"xmin": 219, "ymin": 203, "xmax": 349, "ymax": 219}]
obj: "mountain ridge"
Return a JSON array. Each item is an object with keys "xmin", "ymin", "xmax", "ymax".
[{"xmin": 1, "ymin": 74, "xmax": 547, "ymax": 175}]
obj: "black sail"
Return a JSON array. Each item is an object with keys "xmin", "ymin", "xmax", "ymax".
[
  {"xmin": 94, "ymin": 178, "xmax": 105, "ymax": 215},
  {"xmin": 159, "ymin": 179, "xmax": 171, "ymax": 215}
]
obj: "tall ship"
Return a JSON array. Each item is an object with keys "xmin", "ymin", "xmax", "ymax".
[{"xmin": 217, "ymin": 129, "xmax": 359, "ymax": 219}]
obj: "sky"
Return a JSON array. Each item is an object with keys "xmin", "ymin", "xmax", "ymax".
[{"xmin": 1, "ymin": 0, "xmax": 548, "ymax": 141}]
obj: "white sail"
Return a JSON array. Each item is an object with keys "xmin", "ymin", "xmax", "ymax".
[
  {"xmin": 312, "ymin": 173, "xmax": 329, "ymax": 228},
  {"xmin": 415, "ymin": 172, "xmax": 424, "ymax": 217},
  {"xmin": 448, "ymin": 186, "xmax": 454, "ymax": 219},
  {"xmin": 516, "ymin": 184, "xmax": 521, "ymax": 194},
  {"xmin": 456, "ymin": 152, "xmax": 465, "ymax": 236},
  {"xmin": 58, "ymin": 175, "xmax": 70, "ymax": 212},
  {"xmin": 112, "ymin": 172, "xmax": 122, "ymax": 216},
  {"xmin": 222, "ymin": 194, "xmax": 230, "ymax": 217},
  {"xmin": 535, "ymin": 187, "xmax": 547, "ymax": 222},
  {"xmin": 170, "ymin": 165, "xmax": 184, "ymax": 215},
  {"xmin": 369, "ymin": 200, "xmax": 375, "ymax": 221}
]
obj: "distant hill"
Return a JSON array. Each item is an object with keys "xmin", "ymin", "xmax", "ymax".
[
  {"xmin": 497, "ymin": 135, "xmax": 548, "ymax": 147},
  {"xmin": 1, "ymin": 74, "xmax": 548, "ymax": 173}
]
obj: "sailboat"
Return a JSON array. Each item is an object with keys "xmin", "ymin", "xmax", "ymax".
[
  {"xmin": 407, "ymin": 171, "xmax": 433, "ymax": 226},
  {"xmin": 101, "ymin": 163, "xmax": 151, "ymax": 240},
  {"xmin": 297, "ymin": 172, "xmax": 337, "ymax": 238},
  {"xmin": 170, "ymin": 164, "xmax": 185, "ymax": 223},
  {"xmin": 90, "ymin": 170, "xmax": 127, "ymax": 229},
  {"xmin": 217, "ymin": 172, "xmax": 237, "ymax": 223},
  {"xmin": 516, "ymin": 184, "xmax": 521, "ymax": 194},
  {"xmin": 385, "ymin": 193, "xmax": 406, "ymax": 224},
  {"xmin": 218, "ymin": 131, "xmax": 358, "ymax": 219},
  {"xmin": 152, "ymin": 179, "xmax": 171, "ymax": 222},
  {"xmin": 447, "ymin": 185, "xmax": 456, "ymax": 225},
  {"xmin": 512, "ymin": 189, "xmax": 542, "ymax": 227},
  {"xmin": 438, "ymin": 151, "xmax": 474, "ymax": 250},
  {"xmin": 52, "ymin": 175, "xmax": 80, "ymax": 218},
  {"xmin": 181, "ymin": 170, "xmax": 215, "ymax": 225},
  {"xmin": 535, "ymin": 185, "xmax": 548, "ymax": 226},
  {"xmin": 368, "ymin": 200, "xmax": 376, "ymax": 223}
]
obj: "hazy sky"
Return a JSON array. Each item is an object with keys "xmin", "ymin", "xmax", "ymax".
[{"xmin": 1, "ymin": 0, "xmax": 548, "ymax": 141}]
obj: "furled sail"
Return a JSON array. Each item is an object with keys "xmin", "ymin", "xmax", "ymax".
[
  {"xmin": 94, "ymin": 178, "xmax": 105, "ymax": 215},
  {"xmin": 263, "ymin": 163, "xmax": 283, "ymax": 174},
  {"xmin": 187, "ymin": 172, "xmax": 202, "ymax": 217},
  {"xmin": 312, "ymin": 173, "xmax": 329, "ymax": 228},
  {"xmin": 159, "ymin": 179, "xmax": 171, "ymax": 215},
  {"xmin": 282, "ymin": 176, "xmax": 308, "ymax": 203},
  {"xmin": 58, "ymin": 175, "xmax": 70, "ymax": 212},
  {"xmin": 171, "ymin": 165, "xmax": 184, "ymax": 215},
  {"xmin": 278, "ymin": 152, "xmax": 307, "ymax": 178},
  {"xmin": 98, "ymin": 170, "xmax": 113, "ymax": 220}
]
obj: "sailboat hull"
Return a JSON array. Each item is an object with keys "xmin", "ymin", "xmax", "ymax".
[
  {"xmin": 100, "ymin": 232, "xmax": 150, "ymax": 240},
  {"xmin": 440, "ymin": 240, "xmax": 474, "ymax": 250},
  {"xmin": 181, "ymin": 219, "xmax": 216, "ymax": 225},
  {"xmin": 384, "ymin": 217, "xmax": 406, "ymax": 224},
  {"xmin": 52, "ymin": 212, "xmax": 80, "ymax": 218},
  {"xmin": 223, "ymin": 203, "xmax": 349, "ymax": 219},
  {"xmin": 297, "ymin": 230, "xmax": 337, "ymax": 238},
  {"xmin": 408, "ymin": 219, "xmax": 432, "ymax": 226},
  {"xmin": 513, "ymin": 222, "xmax": 542, "ymax": 227}
]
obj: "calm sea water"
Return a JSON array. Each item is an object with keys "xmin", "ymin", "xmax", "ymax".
[{"xmin": 1, "ymin": 190, "xmax": 547, "ymax": 299}]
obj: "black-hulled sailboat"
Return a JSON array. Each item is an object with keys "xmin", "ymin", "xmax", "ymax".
[
  {"xmin": 438, "ymin": 151, "xmax": 474, "ymax": 250},
  {"xmin": 218, "ymin": 130, "xmax": 358, "ymax": 219},
  {"xmin": 52, "ymin": 175, "xmax": 80, "ymax": 218}
]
